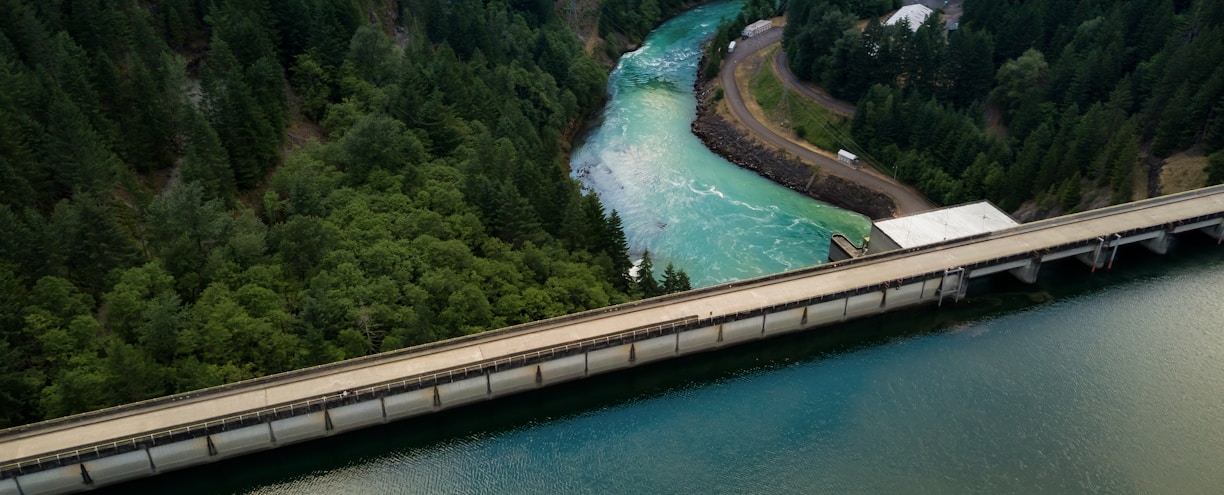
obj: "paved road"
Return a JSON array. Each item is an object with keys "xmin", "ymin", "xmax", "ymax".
[{"xmin": 721, "ymin": 28, "xmax": 936, "ymax": 215}]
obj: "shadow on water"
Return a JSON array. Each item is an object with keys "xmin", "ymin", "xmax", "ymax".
[{"xmin": 102, "ymin": 236, "xmax": 1223, "ymax": 494}]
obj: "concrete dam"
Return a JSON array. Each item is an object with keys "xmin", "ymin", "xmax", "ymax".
[{"xmin": 2, "ymin": 185, "xmax": 1223, "ymax": 495}]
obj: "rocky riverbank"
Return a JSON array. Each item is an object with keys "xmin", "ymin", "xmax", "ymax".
[{"xmin": 690, "ymin": 79, "xmax": 896, "ymax": 220}]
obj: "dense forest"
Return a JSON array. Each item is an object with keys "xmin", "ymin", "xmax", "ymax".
[
  {"xmin": 0, "ymin": 0, "xmax": 698, "ymax": 428},
  {"xmin": 784, "ymin": 0, "xmax": 1224, "ymax": 212}
]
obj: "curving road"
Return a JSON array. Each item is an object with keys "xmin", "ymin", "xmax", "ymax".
[
  {"xmin": 773, "ymin": 51, "xmax": 856, "ymax": 116},
  {"xmin": 719, "ymin": 28, "xmax": 935, "ymax": 215}
]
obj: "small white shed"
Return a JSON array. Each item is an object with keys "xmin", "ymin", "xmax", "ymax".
[{"xmin": 742, "ymin": 19, "xmax": 772, "ymax": 38}]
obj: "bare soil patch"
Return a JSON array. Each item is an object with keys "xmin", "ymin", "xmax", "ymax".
[{"xmin": 1159, "ymin": 151, "xmax": 1209, "ymax": 195}]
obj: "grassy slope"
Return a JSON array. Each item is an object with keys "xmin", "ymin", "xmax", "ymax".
[{"xmin": 747, "ymin": 46, "xmax": 851, "ymax": 154}]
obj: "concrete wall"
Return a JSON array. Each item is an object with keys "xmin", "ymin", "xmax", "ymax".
[
  {"xmin": 539, "ymin": 355, "xmax": 587, "ymax": 385},
  {"xmin": 210, "ymin": 424, "xmax": 274, "ymax": 460},
  {"xmin": 763, "ymin": 307, "xmax": 806, "ymax": 336},
  {"xmin": 920, "ymin": 278, "xmax": 942, "ymax": 300},
  {"xmin": 16, "ymin": 218, "xmax": 1218, "ymax": 495},
  {"xmin": 1141, "ymin": 231, "xmax": 1172, "ymax": 254},
  {"xmin": 328, "ymin": 400, "xmax": 386, "ymax": 433},
  {"xmin": 436, "ymin": 376, "xmax": 489, "ymax": 410},
  {"xmin": 1206, "ymin": 221, "xmax": 1224, "ymax": 240},
  {"xmin": 0, "ymin": 272, "xmax": 1020, "ymax": 495},
  {"xmin": 1008, "ymin": 260, "xmax": 1041, "ymax": 284},
  {"xmin": 677, "ymin": 325, "xmax": 720, "ymax": 353},
  {"xmin": 13, "ymin": 465, "xmax": 82, "ymax": 495},
  {"xmin": 489, "ymin": 366, "xmax": 539, "ymax": 397},
  {"xmin": 845, "ymin": 292, "xmax": 883, "ymax": 318},
  {"xmin": 588, "ymin": 344, "xmax": 633, "ymax": 374},
  {"xmin": 147, "ymin": 437, "xmax": 210, "ymax": 473},
  {"xmin": 806, "ymin": 299, "xmax": 846, "ymax": 326},
  {"xmin": 866, "ymin": 225, "xmax": 901, "ymax": 255},
  {"xmin": 721, "ymin": 316, "xmax": 764, "ymax": 344},
  {"xmin": 633, "ymin": 335, "xmax": 678, "ymax": 365},
  {"xmin": 0, "ymin": 477, "xmax": 22, "ymax": 495},
  {"xmin": 883, "ymin": 282, "xmax": 925, "ymax": 310},
  {"xmin": 383, "ymin": 388, "xmax": 436, "ymax": 421},
  {"xmin": 270, "ymin": 412, "xmax": 328, "ymax": 446},
  {"xmin": 80, "ymin": 451, "xmax": 152, "ymax": 488}
]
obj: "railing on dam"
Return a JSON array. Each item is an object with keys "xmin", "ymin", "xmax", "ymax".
[
  {"xmin": 3, "ymin": 184, "xmax": 1224, "ymax": 484},
  {"xmin": 3, "ymin": 314, "xmax": 721, "ymax": 477},
  {"xmin": 0, "ymin": 263, "xmax": 963, "ymax": 478}
]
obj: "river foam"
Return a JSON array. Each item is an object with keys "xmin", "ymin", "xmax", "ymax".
[{"xmin": 569, "ymin": 0, "xmax": 868, "ymax": 287}]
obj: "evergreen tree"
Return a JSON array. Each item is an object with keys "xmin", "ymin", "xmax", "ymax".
[
  {"xmin": 39, "ymin": 86, "xmax": 123, "ymax": 200},
  {"xmin": 1057, "ymin": 172, "xmax": 1082, "ymax": 212},
  {"xmin": 180, "ymin": 108, "xmax": 236, "ymax": 200},
  {"xmin": 661, "ymin": 262, "xmax": 692, "ymax": 294},
  {"xmin": 675, "ymin": 269, "xmax": 692, "ymax": 293},
  {"xmin": 44, "ymin": 193, "xmax": 138, "ymax": 295},
  {"xmin": 635, "ymin": 250, "xmax": 660, "ymax": 298},
  {"xmin": 604, "ymin": 210, "xmax": 632, "ymax": 292},
  {"xmin": 144, "ymin": 182, "xmax": 231, "ymax": 295},
  {"xmin": 945, "ymin": 27, "xmax": 995, "ymax": 107}
]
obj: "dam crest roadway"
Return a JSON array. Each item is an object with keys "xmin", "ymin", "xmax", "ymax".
[{"xmin": 2, "ymin": 185, "xmax": 1224, "ymax": 495}]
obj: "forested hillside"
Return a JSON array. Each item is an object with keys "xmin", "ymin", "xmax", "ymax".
[
  {"xmin": 0, "ymin": 0, "xmax": 695, "ymax": 428},
  {"xmin": 784, "ymin": 0, "xmax": 1224, "ymax": 213}
]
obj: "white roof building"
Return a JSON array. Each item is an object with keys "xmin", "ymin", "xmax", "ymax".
[
  {"xmin": 742, "ymin": 19, "xmax": 773, "ymax": 38},
  {"xmin": 866, "ymin": 201, "xmax": 1018, "ymax": 254},
  {"xmin": 884, "ymin": 4, "xmax": 934, "ymax": 32}
]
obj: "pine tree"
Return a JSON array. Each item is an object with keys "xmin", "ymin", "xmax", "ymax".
[
  {"xmin": 603, "ymin": 210, "xmax": 632, "ymax": 292},
  {"xmin": 44, "ymin": 193, "xmax": 138, "ymax": 295},
  {"xmin": 180, "ymin": 108, "xmax": 236, "ymax": 200},
  {"xmin": 1203, "ymin": 100, "xmax": 1224, "ymax": 154},
  {"xmin": 39, "ymin": 87, "xmax": 122, "ymax": 200},
  {"xmin": 660, "ymin": 262, "xmax": 692, "ymax": 294},
  {"xmin": 661, "ymin": 262, "xmax": 679, "ymax": 294},
  {"xmin": 675, "ymin": 269, "xmax": 692, "ymax": 292},
  {"xmin": 0, "ymin": 102, "xmax": 36, "ymax": 210},
  {"xmin": 200, "ymin": 39, "xmax": 278, "ymax": 189},
  {"xmin": 1058, "ymin": 172, "xmax": 1082, "ymax": 212},
  {"xmin": 635, "ymin": 250, "xmax": 660, "ymax": 298},
  {"xmin": 945, "ymin": 27, "xmax": 995, "ymax": 107}
]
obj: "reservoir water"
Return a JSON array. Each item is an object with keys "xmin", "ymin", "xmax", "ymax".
[{"xmin": 109, "ymin": 3, "xmax": 1224, "ymax": 494}]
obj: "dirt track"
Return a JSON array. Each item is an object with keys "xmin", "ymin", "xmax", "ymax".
[{"xmin": 704, "ymin": 27, "xmax": 936, "ymax": 217}]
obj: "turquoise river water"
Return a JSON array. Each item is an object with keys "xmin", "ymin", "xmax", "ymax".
[
  {"xmin": 109, "ymin": 3, "xmax": 1224, "ymax": 494},
  {"xmin": 568, "ymin": 0, "xmax": 869, "ymax": 287}
]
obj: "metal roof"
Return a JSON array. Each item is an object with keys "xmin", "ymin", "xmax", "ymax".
[
  {"xmin": 873, "ymin": 201, "xmax": 1018, "ymax": 249},
  {"xmin": 884, "ymin": 5, "xmax": 934, "ymax": 32}
]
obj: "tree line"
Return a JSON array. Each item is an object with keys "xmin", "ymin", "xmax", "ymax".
[
  {"xmin": 0, "ymin": 0, "xmax": 689, "ymax": 428},
  {"xmin": 783, "ymin": 0, "xmax": 1224, "ymax": 212}
]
